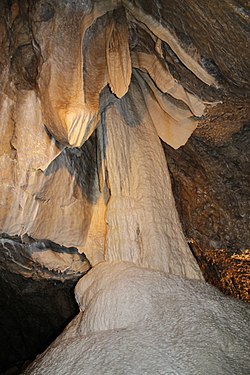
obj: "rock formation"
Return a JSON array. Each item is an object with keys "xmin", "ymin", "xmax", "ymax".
[
  {"xmin": 25, "ymin": 262, "xmax": 250, "ymax": 375},
  {"xmin": 0, "ymin": 0, "xmax": 249, "ymax": 373}
]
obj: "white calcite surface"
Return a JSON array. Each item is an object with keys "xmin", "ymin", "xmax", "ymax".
[
  {"xmin": 101, "ymin": 80, "xmax": 203, "ymax": 279},
  {"xmin": 26, "ymin": 262, "xmax": 250, "ymax": 375}
]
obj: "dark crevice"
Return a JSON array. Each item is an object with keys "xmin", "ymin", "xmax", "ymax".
[{"xmin": 0, "ymin": 269, "xmax": 80, "ymax": 374}]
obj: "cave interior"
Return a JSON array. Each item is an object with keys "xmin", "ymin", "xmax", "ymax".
[{"xmin": 0, "ymin": 0, "xmax": 249, "ymax": 374}]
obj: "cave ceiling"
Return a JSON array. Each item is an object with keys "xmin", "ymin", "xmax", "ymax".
[{"xmin": 0, "ymin": 1, "xmax": 250, "ymax": 370}]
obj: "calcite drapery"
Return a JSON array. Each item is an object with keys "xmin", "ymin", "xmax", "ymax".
[{"xmin": 1, "ymin": 0, "xmax": 217, "ymax": 274}]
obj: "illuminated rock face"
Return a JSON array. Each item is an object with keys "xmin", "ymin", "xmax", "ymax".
[
  {"xmin": 102, "ymin": 82, "xmax": 202, "ymax": 278},
  {"xmin": 30, "ymin": 0, "xmax": 212, "ymax": 148},
  {"xmin": 0, "ymin": 0, "xmax": 214, "ymax": 275},
  {"xmin": 26, "ymin": 262, "xmax": 250, "ymax": 375}
]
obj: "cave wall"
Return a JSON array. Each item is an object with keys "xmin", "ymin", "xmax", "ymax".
[{"xmin": 164, "ymin": 102, "xmax": 250, "ymax": 301}]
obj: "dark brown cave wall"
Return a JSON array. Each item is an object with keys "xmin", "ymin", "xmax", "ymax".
[
  {"xmin": 135, "ymin": 0, "xmax": 250, "ymax": 93},
  {"xmin": 164, "ymin": 101, "xmax": 250, "ymax": 301},
  {"xmin": 153, "ymin": 0, "xmax": 250, "ymax": 302}
]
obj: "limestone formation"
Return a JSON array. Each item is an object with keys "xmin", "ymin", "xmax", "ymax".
[
  {"xmin": 0, "ymin": 0, "xmax": 249, "ymax": 372},
  {"xmin": 25, "ymin": 262, "xmax": 250, "ymax": 375},
  {"xmin": 1, "ymin": 0, "xmax": 216, "ymax": 275}
]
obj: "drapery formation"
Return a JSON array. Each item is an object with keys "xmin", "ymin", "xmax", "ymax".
[{"xmin": 1, "ymin": 0, "xmax": 221, "ymax": 276}]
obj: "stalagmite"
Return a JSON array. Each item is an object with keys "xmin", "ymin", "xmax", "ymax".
[{"xmin": 25, "ymin": 262, "xmax": 250, "ymax": 375}]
